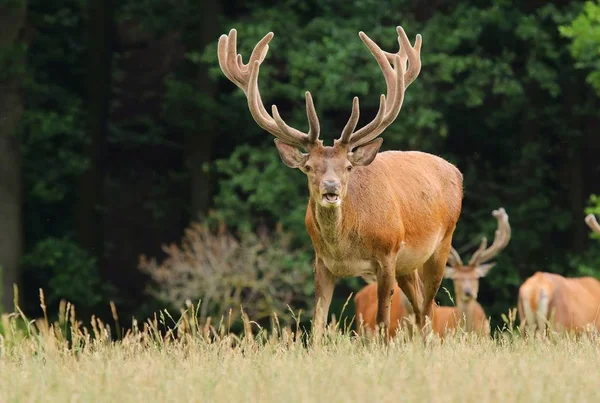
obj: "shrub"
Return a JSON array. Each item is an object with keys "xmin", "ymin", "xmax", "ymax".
[
  {"xmin": 22, "ymin": 237, "xmax": 115, "ymax": 313},
  {"xmin": 139, "ymin": 222, "xmax": 314, "ymax": 326}
]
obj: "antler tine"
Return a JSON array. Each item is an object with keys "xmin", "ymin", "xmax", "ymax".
[
  {"xmin": 305, "ymin": 91, "xmax": 320, "ymax": 144},
  {"xmin": 247, "ymin": 61, "xmax": 307, "ymax": 147},
  {"xmin": 385, "ymin": 26, "xmax": 422, "ymax": 89},
  {"xmin": 585, "ymin": 214, "xmax": 600, "ymax": 235},
  {"xmin": 472, "ymin": 236, "xmax": 488, "ymax": 258},
  {"xmin": 337, "ymin": 26, "xmax": 422, "ymax": 149},
  {"xmin": 217, "ymin": 29, "xmax": 320, "ymax": 149},
  {"xmin": 447, "ymin": 246, "xmax": 463, "ymax": 268},
  {"xmin": 339, "ymin": 97, "xmax": 360, "ymax": 143},
  {"xmin": 469, "ymin": 208, "xmax": 511, "ymax": 266}
]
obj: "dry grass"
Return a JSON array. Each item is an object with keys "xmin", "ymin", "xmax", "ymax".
[{"xmin": 0, "ymin": 296, "xmax": 599, "ymax": 403}]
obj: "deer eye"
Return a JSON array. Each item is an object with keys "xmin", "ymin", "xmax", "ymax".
[
  {"xmin": 346, "ymin": 165, "xmax": 353, "ymax": 172},
  {"xmin": 304, "ymin": 165, "xmax": 312, "ymax": 172}
]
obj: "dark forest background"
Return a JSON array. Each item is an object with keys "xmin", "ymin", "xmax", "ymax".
[{"xmin": 1, "ymin": 0, "xmax": 600, "ymax": 333}]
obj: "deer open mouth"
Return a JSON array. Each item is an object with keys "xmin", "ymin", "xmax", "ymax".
[{"xmin": 322, "ymin": 193, "xmax": 340, "ymax": 204}]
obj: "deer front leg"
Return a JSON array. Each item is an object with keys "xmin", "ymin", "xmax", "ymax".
[
  {"xmin": 376, "ymin": 260, "xmax": 396, "ymax": 343},
  {"xmin": 312, "ymin": 257, "xmax": 336, "ymax": 343}
]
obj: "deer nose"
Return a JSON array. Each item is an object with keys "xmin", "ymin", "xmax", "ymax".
[
  {"xmin": 464, "ymin": 289, "xmax": 473, "ymax": 298},
  {"xmin": 322, "ymin": 179, "xmax": 341, "ymax": 194}
]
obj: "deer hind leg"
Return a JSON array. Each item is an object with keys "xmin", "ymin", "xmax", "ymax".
[
  {"xmin": 420, "ymin": 232, "xmax": 454, "ymax": 338},
  {"xmin": 396, "ymin": 270, "xmax": 424, "ymax": 338}
]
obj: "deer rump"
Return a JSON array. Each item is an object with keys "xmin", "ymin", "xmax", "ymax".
[{"xmin": 518, "ymin": 272, "xmax": 600, "ymax": 333}]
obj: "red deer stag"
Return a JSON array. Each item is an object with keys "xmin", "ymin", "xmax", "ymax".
[
  {"xmin": 217, "ymin": 26, "xmax": 463, "ymax": 341},
  {"xmin": 517, "ymin": 214, "xmax": 600, "ymax": 335},
  {"xmin": 355, "ymin": 208, "xmax": 510, "ymax": 338},
  {"xmin": 438, "ymin": 207, "xmax": 511, "ymax": 336}
]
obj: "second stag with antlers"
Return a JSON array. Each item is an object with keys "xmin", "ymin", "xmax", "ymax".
[
  {"xmin": 439, "ymin": 207, "xmax": 511, "ymax": 336},
  {"xmin": 217, "ymin": 26, "xmax": 463, "ymax": 340}
]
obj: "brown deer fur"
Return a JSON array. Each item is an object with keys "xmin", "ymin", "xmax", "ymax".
[
  {"xmin": 518, "ymin": 271, "xmax": 600, "ymax": 334},
  {"xmin": 217, "ymin": 26, "xmax": 463, "ymax": 340},
  {"xmin": 517, "ymin": 215, "xmax": 600, "ymax": 335},
  {"xmin": 354, "ymin": 282, "xmax": 412, "ymax": 338},
  {"xmin": 354, "ymin": 277, "xmax": 489, "ymax": 338},
  {"xmin": 355, "ymin": 282, "xmax": 460, "ymax": 338},
  {"xmin": 306, "ymin": 150, "xmax": 463, "ymax": 339},
  {"xmin": 354, "ymin": 208, "xmax": 511, "ymax": 338}
]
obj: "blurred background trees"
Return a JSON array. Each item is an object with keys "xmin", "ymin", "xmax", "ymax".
[{"xmin": 1, "ymin": 0, "xmax": 599, "ymax": 331}]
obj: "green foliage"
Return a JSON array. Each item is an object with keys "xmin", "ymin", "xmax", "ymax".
[
  {"xmin": 21, "ymin": 0, "xmax": 88, "ymax": 241},
  {"xmin": 22, "ymin": 238, "xmax": 115, "ymax": 311},
  {"xmin": 560, "ymin": 1, "xmax": 600, "ymax": 96},
  {"xmin": 0, "ymin": 0, "xmax": 26, "ymax": 8},
  {"xmin": 212, "ymin": 145, "xmax": 309, "ymax": 243},
  {"xmin": 585, "ymin": 194, "xmax": 600, "ymax": 220},
  {"xmin": 0, "ymin": 43, "xmax": 27, "ymax": 82},
  {"xmin": 20, "ymin": 100, "xmax": 87, "ymax": 202}
]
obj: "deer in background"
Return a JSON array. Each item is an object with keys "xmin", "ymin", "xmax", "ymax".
[
  {"xmin": 217, "ymin": 26, "xmax": 463, "ymax": 341},
  {"xmin": 354, "ymin": 208, "xmax": 510, "ymax": 338},
  {"xmin": 517, "ymin": 214, "xmax": 600, "ymax": 335}
]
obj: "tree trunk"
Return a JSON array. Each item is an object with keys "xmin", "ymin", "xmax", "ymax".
[
  {"xmin": 185, "ymin": 0, "xmax": 222, "ymax": 219},
  {"xmin": 77, "ymin": 0, "xmax": 114, "ymax": 264},
  {"xmin": 0, "ymin": 0, "xmax": 26, "ymax": 311}
]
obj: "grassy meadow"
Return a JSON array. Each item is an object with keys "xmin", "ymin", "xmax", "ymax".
[{"xmin": 0, "ymin": 297, "xmax": 599, "ymax": 403}]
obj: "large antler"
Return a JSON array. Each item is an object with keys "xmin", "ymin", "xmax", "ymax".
[
  {"xmin": 447, "ymin": 246, "xmax": 464, "ymax": 268},
  {"xmin": 447, "ymin": 208, "xmax": 511, "ymax": 269},
  {"xmin": 337, "ymin": 26, "xmax": 422, "ymax": 150},
  {"xmin": 217, "ymin": 29, "xmax": 320, "ymax": 150},
  {"xmin": 468, "ymin": 208, "xmax": 511, "ymax": 266},
  {"xmin": 585, "ymin": 214, "xmax": 600, "ymax": 235}
]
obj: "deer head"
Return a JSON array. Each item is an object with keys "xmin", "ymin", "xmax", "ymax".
[
  {"xmin": 444, "ymin": 208, "xmax": 511, "ymax": 303},
  {"xmin": 217, "ymin": 27, "xmax": 421, "ymax": 208},
  {"xmin": 585, "ymin": 214, "xmax": 600, "ymax": 235}
]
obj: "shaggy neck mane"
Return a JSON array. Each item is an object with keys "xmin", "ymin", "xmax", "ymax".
[
  {"xmin": 310, "ymin": 192, "xmax": 358, "ymax": 243},
  {"xmin": 314, "ymin": 204, "xmax": 343, "ymax": 239}
]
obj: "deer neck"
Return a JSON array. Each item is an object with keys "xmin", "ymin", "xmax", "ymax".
[
  {"xmin": 314, "ymin": 203, "xmax": 344, "ymax": 241},
  {"xmin": 309, "ymin": 191, "xmax": 359, "ymax": 243},
  {"xmin": 456, "ymin": 299, "xmax": 478, "ymax": 330}
]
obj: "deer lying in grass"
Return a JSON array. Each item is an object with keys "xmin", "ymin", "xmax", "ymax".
[
  {"xmin": 517, "ymin": 214, "xmax": 600, "ymax": 335},
  {"xmin": 355, "ymin": 208, "xmax": 511, "ymax": 338},
  {"xmin": 217, "ymin": 26, "xmax": 463, "ymax": 341}
]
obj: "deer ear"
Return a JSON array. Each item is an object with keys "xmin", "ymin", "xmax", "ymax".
[
  {"xmin": 444, "ymin": 266, "xmax": 455, "ymax": 279},
  {"xmin": 348, "ymin": 138, "xmax": 383, "ymax": 166},
  {"xmin": 274, "ymin": 139, "xmax": 309, "ymax": 168},
  {"xmin": 476, "ymin": 263, "xmax": 496, "ymax": 277}
]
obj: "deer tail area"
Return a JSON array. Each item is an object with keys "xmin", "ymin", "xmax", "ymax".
[{"xmin": 521, "ymin": 285, "xmax": 550, "ymax": 331}]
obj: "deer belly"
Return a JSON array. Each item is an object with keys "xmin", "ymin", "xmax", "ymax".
[
  {"xmin": 395, "ymin": 231, "xmax": 445, "ymax": 275},
  {"xmin": 322, "ymin": 257, "xmax": 376, "ymax": 278},
  {"xmin": 394, "ymin": 245, "xmax": 438, "ymax": 275}
]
